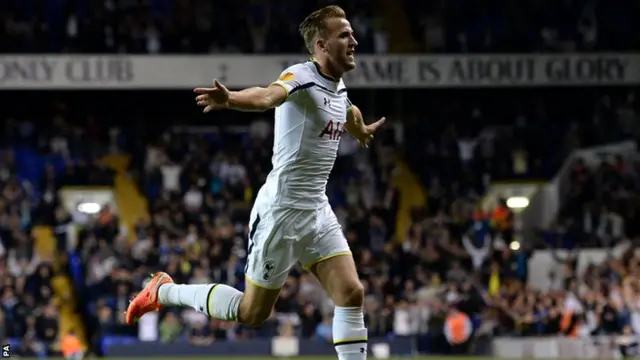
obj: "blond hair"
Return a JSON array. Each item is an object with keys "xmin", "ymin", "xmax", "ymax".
[{"xmin": 298, "ymin": 5, "xmax": 346, "ymax": 54}]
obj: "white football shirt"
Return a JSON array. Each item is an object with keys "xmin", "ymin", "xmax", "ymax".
[{"xmin": 255, "ymin": 60, "xmax": 352, "ymax": 210}]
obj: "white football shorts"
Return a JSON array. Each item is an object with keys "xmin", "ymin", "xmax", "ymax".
[{"xmin": 244, "ymin": 200, "xmax": 352, "ymax": 289}]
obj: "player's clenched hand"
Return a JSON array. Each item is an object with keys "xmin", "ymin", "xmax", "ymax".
[
  {"xmin": 358, "ymin": 117, "xmax": 386, "ymax": 148},
  {"xmin": 194, "ymin": 79, "xmax": 230, "ymax": 113}
]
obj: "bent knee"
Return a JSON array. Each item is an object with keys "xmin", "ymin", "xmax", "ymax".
[
  {"xmin": 240, "ymin": 280, "xmax": 281, "ymax": 326},
  {"xmin": 238, "ymin": 300, "xmax": 273, "ymax": 326},
  {"xmin": 335, "ymin": 280, "xmax": 365, "ymax": 307},
  {"xmin": 240, "ymin": 308, "xmax": 271, "ymax": 326}
]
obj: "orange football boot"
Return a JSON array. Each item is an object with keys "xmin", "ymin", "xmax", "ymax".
[{"xmin": 125, "ymin": 272, "xmax": 174, "ymax": 325}]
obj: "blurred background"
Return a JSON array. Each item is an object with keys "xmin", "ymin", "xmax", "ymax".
[{"xmin": 0, "ymin": 0, "xmax": 639, "ymax": 358}]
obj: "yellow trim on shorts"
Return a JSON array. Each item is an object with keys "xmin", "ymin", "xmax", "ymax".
[
  {"xmin": 270, "ymin": 82, "xmax": 290, "ymax": 100},
  {"xmin": 334, "ymin": 337, "xmax": 369, "ymax": 345},
  {"xmin": 244, "ymin": 274, "xmax": 283, "ymax": 291},
  {"xmin": 303, "ymin": 251, "xmax": 352, "ymax": 271}
]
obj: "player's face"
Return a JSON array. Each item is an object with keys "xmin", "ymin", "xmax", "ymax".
[{"xmin": 324, "ymin": 18, "xmax": 358, "ymax": 72}]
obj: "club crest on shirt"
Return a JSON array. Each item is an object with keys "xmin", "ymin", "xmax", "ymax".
[{"xmin": 279, "ymin": 72, "xmax": 295, "ymax": 81}]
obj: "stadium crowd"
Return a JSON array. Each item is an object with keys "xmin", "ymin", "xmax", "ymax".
[
  {"xmin": 0, "ymin": 147, "xmax": 58, "ymax": 357},
  {"xmin": 0, "ymin": 0, "xmax": 639, "ymax": 357},
  {"xmin": 549, "ymin": 151, "xmax": 640, "ymax": 249},
  {"xmin": 1, "ymin": 0, "xmax": 638, "ymax": 54},
  {"xmin": 0, "ymin": 120, "xmax": 115, "ymax": 356},
  {"xmin": 0, "ymin": 86, "xmax": 636, "ymax": 355},
  {"xmin": 0, "ymin": 105, "xmax": 638, "ymax": 351}
]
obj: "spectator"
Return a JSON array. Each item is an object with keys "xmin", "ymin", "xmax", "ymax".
[
  {"xmin": 60, "ymin": 331, "xmax": 84, "ymax": 360},
  {"xmin": 299, "ymin": 303, "xmax": 322, "ymax": 338},
  {"xmin": 315, "ymin": 316, "xmax": 333, "ymax": 342},
  {"xmin": 188, "ymin": 319, "xmax": 213, "ymax": 346},
  {"xmin": 17, "ymin": 334, "xmax": 40, "ymax": 357}
]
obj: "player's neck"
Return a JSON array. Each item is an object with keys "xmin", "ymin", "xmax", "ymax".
[{"xmin": 311, "ymin": 57, "xmax": 341, "ymax": 82}]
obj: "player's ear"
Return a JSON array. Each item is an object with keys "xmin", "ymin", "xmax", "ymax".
[{"xmin": 316, "ymin": 38, "xmax": 327, "ymax": 53}]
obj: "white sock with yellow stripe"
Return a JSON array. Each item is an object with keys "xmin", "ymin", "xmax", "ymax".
[
  {"xmin": 158, "ymin": 283, "xmax": 243, "ymax": 321},
  {"xmin": 333, "ymin": 306, "xmax": 368, "ymax": 360}
]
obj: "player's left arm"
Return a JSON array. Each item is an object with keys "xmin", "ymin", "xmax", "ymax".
[{"xmin": 345, "ymin": 103, "xmax": 386, "ymax": 148}]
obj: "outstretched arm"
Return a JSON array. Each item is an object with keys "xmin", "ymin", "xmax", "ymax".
[
  {"xmin": 195, "ymin": 80, "xmax": 287, "ymax": 113},
  {"xmin": 345, "ymin": 104, "xmax": 386, "ymax": 148},
  {"xmin": 226, "ymin": 84, "xmax": 287, "ymax": 112}
]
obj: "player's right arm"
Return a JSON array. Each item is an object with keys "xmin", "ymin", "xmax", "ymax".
[
  {"xmin": 226, "ymin": 85, "xmax": 287, "ymax": 112},
  {"xmin": 194, "ymin": 79, "xmax": 286, "ymax": 113},
  {"xmin": 194, "ymin": 65, "xmax": 309, "ymax": 113}
]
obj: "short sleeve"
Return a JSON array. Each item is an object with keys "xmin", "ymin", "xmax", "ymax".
[
  {"xmin": 271, "ymin": 65, "xmax": 314, "ymax": 100},
  {"xmin": 337, "ymin": 80, "xmax": 352, "ymax": 110},
  {"xmin": 344, "ymin": 96, "xmax": 353, "ymax": 109}
]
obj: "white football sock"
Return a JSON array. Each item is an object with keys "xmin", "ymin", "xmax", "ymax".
[
  {"xmin": 158, "ymin": 283, "xmax": 243, "ymax": 321},
  {"xmin": 333, "ymin": 306, "xmax": 368, "ymax": 360}
]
